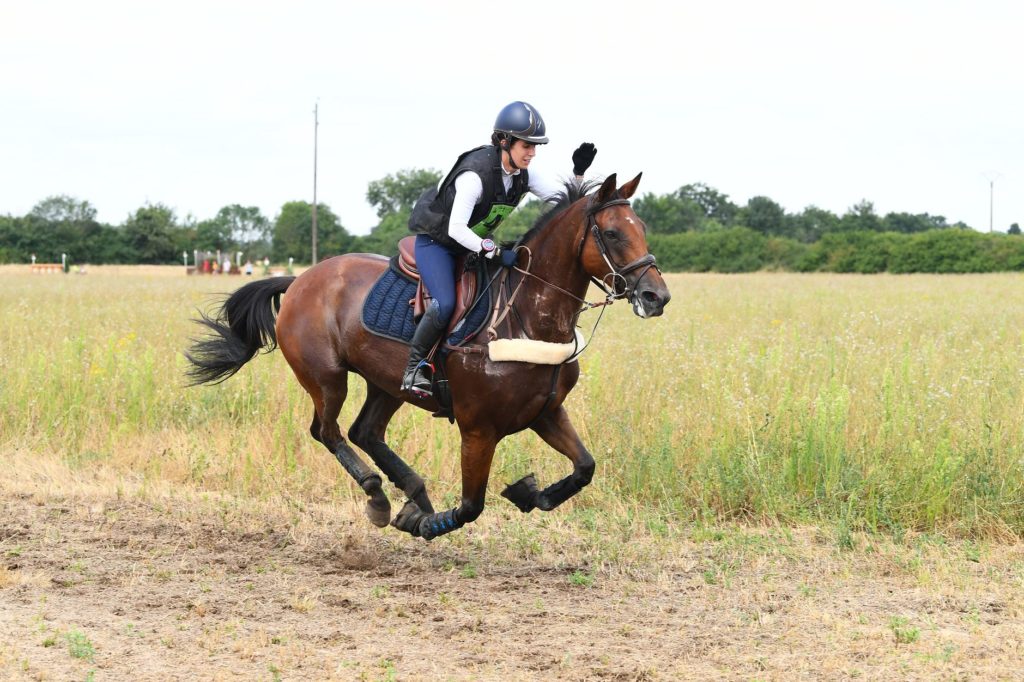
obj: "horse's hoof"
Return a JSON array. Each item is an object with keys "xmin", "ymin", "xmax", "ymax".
[
  {"xmin": 501, "ymin": 473, "xmax": 539, "ymax": 513},
  {"xmin": 365, "ymin": 496, "xmax": 392, "ymax": 528},
  {"xmin": 390, "ymin": 500, "xmax": 425, "ymax": 537}
]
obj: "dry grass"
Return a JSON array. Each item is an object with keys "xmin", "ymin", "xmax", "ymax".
[
  {"xmin": 3, "ymin": 268, "xmax": 1024, "ymax": 541},
  {"xmin": 11, "ymin": 263, "xmax": 1024, "ymax": 681}
]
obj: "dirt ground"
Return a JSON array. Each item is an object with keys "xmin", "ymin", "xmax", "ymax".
[{"xmin": 1, "ymin": 482, "xmax": 1023, "ymax": 682}]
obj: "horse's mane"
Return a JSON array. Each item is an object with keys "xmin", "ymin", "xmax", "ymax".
[{"xmin": 513, "ymin": 178, "xmax": 602, "ymax": 246}]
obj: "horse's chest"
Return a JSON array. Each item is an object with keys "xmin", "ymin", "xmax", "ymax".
[{"xmin": 449, "ymin": 356, "xmax": 580, "ymax": 428}]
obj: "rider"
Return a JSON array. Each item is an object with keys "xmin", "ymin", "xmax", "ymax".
[{"xmin": 401, "ymin": 100, "xmax": 598, "ymax": 398}]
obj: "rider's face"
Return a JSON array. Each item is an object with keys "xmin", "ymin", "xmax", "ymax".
[{"xmin": 505, "ymin": 139, "xmax": 537, "ymax": 170}]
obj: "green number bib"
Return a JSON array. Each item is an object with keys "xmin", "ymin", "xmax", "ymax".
[{"xmin": 469, "ymin": 204, "xmax": 516, "ymax": 237}]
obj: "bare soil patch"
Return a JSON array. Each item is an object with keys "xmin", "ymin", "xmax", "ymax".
[{"xmin": 1, "ymin": 484, "xmax": 1022, "ymax": 681}]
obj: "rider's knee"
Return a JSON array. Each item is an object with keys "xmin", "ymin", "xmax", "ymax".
[{"xmin": 433, "ymin": 300, "xmax": 455, "ymax": 325}]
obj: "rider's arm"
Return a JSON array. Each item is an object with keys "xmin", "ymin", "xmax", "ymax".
[
  {"xmin": 527, "ymin": 169, "xmax": 565, "ymax": 202},
  {"xmin": 446, "ymin": 172, "xmax": 486, "ymax": 252},
  {"xmin": 525, "ymin": 143, "xmax": 597, "ymax": 202}
]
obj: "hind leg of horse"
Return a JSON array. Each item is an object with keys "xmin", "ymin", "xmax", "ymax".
[
  {"xmin": 392, "ymin": 432, "xmax": 496, "ymax": 540},
  {"xmin": 348, "ymin": 383, "xmax": 435, "ymax": 514},
  {"xmin": 313, "ymin": 375, "xmax": 391, "ymax": 528},
  {"xmin": 309, "ymin": 410, "xmax": 323, "ymax": 445},
  {"xmin": 502, "ymin": 406, "xmax": 595, "ymax": 513}
]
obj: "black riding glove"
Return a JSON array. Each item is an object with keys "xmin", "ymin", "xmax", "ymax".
[
  {"xmin": 572, "ymin": 142, "xmax": 597, "ymax": 176},
  {"xmin": 499, "ymin": 248, "xmax": 518, "ymax": 268}
]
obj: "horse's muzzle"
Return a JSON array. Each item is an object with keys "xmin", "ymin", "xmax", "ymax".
[{"xmin": 631, "ymin": 280, "xmax": 670, "ymax": 318}]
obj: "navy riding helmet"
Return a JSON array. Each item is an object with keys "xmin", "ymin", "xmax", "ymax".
[{"xmin": 493, "ymin": 101, "xmax": 549, "ymax": 144}]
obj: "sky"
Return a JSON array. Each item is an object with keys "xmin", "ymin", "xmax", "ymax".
[{"xmin": 2, "ymin": 1, "xmax": 1022, "ymax": 236}]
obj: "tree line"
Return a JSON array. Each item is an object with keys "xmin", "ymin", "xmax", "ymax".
[{"xmin": 2, "ymin": 170, "xmax": 1021, "ymax": 273}]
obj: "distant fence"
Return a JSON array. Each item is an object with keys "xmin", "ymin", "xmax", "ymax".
[{"xmin": 30, "ymin": 263, "xmax": 64, "ymax": 274}]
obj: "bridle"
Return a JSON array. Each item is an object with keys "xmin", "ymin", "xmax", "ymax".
[
  {"xmin": 576, "ymin": 197, "xmax": 659, "ymax": 301},
  {"xmin": 480, "ymin": 195, "xmax": 660, "ymax": 342}
]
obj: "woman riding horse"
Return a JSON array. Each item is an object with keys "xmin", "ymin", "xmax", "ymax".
[
  {"xmin": 401, "ymin": 100, "xmax": 598, "ymax": 398},
  {"xmin": 186, "ymin": 120, "xmax": 669, "ymax": 542}
]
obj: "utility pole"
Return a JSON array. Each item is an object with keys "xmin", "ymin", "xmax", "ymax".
[
  {"xmin": 312, "ymin": 101, "xmax": 320, "ymax": 264},
  {"xmin": 982, "ymin": 172, "xmax": 1001, "ymax": 233},
  {"xmin": 987, "ymin": 176, "xmax": 995, "ymax": 232}
]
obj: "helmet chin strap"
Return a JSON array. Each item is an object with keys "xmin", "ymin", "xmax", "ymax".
[{"xmin": 500, "ymin": 138, "xmax": 520, "ymax": 172}]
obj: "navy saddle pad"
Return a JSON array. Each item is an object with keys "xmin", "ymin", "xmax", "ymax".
[{"xmin": 360, "ymin": 260, "xmax": 490, "ymax": 347}]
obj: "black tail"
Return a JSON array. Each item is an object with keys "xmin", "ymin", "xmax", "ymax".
[{"xmin": 185, "ymin": 276, "xmax": 296, "ymax": 385}]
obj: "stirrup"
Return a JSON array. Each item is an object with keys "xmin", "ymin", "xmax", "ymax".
[{"xmin": 402, "ymin": 360, "xmax": 434, "ymax": 398}]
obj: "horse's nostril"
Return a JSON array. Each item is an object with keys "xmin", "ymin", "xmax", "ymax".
[{"xmin": 641, "ymin": 290, "xmax": 659, "ymax": 303}]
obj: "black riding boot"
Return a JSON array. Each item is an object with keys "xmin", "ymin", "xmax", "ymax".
[{"xmin": 400, "ymin": 303, "xmax": 446, "ymax": 398}]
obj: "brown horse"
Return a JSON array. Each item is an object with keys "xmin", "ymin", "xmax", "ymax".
[{"xmin": 186, "ymin": 173, "xmax": 670, "ymax": 540}]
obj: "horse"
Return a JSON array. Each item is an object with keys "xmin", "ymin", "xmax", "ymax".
[{"xmin": 185, "ymin": 172, "xmax": 671, "ymax": 540}]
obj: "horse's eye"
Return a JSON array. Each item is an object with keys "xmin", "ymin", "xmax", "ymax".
[{"xmin": 604, "ymin": 229, "xmax": 621, "ymax": 242}]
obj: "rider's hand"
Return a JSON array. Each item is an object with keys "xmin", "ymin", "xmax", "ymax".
[
  {"xmin": 499, "ymin": 248, "xmax": 518, "ymax": 268},
  {"xmin": 480, "ymin": 239, "xmax": 517, "ymax": 268},
  {"xmin": 480, "ymin": 238, "xmax": 499, "ymax": 259},
  {"xmin": 572, "ymin": 142, "xmax": 597, "ymax": 176}
]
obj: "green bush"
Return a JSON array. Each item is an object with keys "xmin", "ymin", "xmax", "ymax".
[
  {"xmin": 889, "ymin": 229, "xmax": 1024, "ymax": 273},
  {"xmin": 649, "ymin": 227, "xmax": 770, "ymax": 272},
  {"xmin": 646, "ymin": 228, "xmax": 1024, "ymax": 274},
  {"xmin": 801, "ymin": 231, "xmax": 899, "ymax": 273}
]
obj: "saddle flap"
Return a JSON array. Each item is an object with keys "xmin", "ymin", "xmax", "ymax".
[
  {"xmin": 451, "ymin": 259, "xmax": 477, "ymax": 331},
  {"xmin": 413, "ymin": 281, "xmax": 425, "ymax": 320}
]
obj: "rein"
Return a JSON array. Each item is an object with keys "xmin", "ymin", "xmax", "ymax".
[
  {"xmin": 477, "ymin": 195, "xmax": 657, "ymax": 351},
  {"xmin": 483, "ymin": 246, "xmax": 611, "ymax": 342}
]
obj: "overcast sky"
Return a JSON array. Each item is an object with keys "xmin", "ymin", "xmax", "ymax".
[{"xmin": 2, "ymin": 1, "xmax": 1021, "ymax": 236}]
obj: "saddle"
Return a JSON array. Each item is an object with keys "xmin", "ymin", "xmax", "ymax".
[{"xmin": 397, "ymin": 236, "xmax": 479, "ymax": 333}]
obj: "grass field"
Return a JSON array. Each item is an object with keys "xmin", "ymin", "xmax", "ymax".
[
  {"xmin": 2, "ymin": 266, "xmax": 1022, "ymax": 540},
  {"xmin": 1, "ymin": 266, "xmax": 1023, "ymax": 679}
]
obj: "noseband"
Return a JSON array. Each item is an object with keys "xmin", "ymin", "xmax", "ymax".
[{"xmin": 578, "ymin": 197, "xmax": 659, "ymax": 300}]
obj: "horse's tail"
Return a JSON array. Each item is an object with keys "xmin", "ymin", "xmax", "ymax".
[{"xmin": 185, "ymin": 276, "xmax": 296, "ymax": 386}]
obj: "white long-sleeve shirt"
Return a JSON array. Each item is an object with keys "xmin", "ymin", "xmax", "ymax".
[{"xmin": 446, "ymin": 166, "xmax": 566, "ymax": 252}]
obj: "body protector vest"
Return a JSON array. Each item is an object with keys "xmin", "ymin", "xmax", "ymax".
[{"xmin": 408, "ymin": 145, "xmax": 530, "ymax": 252}]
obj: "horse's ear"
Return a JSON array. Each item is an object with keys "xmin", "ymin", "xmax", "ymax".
[
  {"xmin": 597, "ymin": 173, "xmax": 618, "ymax": 203},
  {"xmin": 619, "ymin": 172, "xmax": 643, "ymax": 200}
]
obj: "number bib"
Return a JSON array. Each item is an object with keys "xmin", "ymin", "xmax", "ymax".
[{"xmin": 469, "ymin": 203, "xmax": 516, "ymax": 237}]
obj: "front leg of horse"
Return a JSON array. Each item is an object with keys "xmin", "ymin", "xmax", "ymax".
[
  {"xmin": 502, "ymin": 406, "xmax": 595, "ymax": 513},
  {"xmin": 391, "ymin": 432, "xmax": 497, "ymax": 540},
  {"xmin": 501, "ymin": 466, "xmax": 594, "ymax": 513},
  {"xmin": 391, "ymin": 499, "xmax": 481, "ymax": 540}
]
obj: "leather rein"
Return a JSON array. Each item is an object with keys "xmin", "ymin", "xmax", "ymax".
[{"xmin": 481, "ymin": 195, "xmax": 659, "ymax": 343}]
